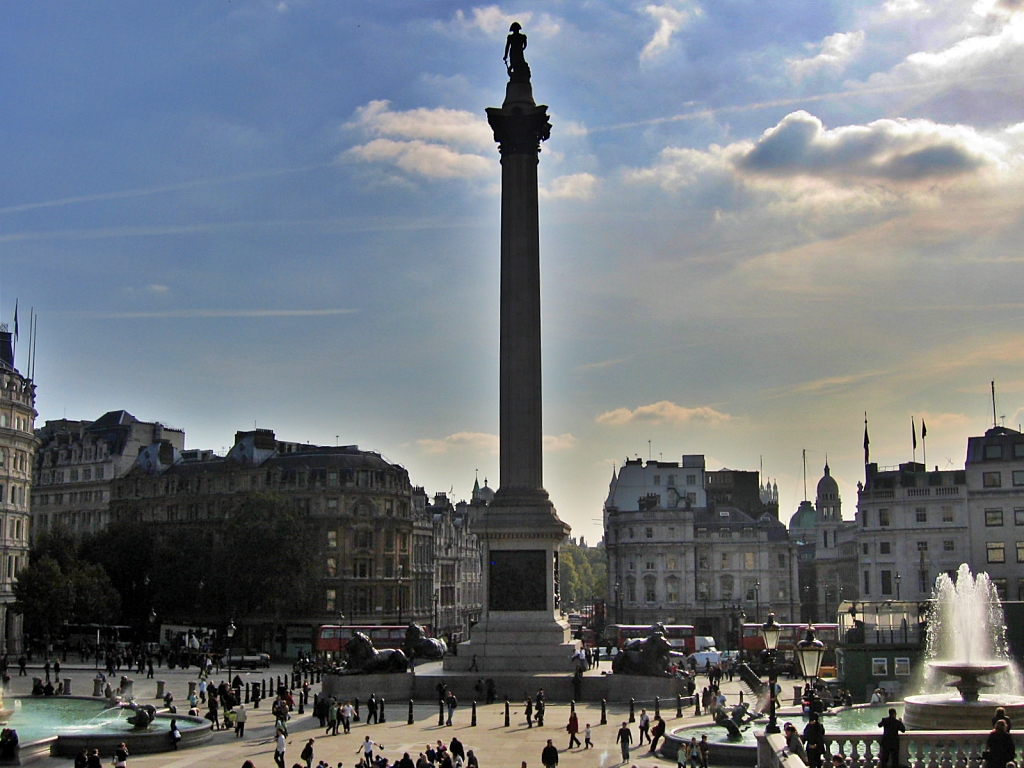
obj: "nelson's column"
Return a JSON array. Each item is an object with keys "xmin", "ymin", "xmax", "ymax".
[{"xmin": 446, "ymin": 23, "xmax": 577, "ymax": 672}]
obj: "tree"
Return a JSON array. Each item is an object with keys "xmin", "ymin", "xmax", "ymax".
[{"xmin": 12, "ymin": 556, "xmax": 74, "ymax": 648}]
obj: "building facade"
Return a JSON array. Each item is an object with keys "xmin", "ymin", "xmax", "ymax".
[
  {"xmin": 420, "ymin": 490, "xmax": 482, "ymax": 645},
  {"xmin": 0, "ymin": 327, "xmax": 37, "ymax": 654},
  {"xmin": 856, "ymin": 462, "xmax": 968, "ymax": 603},
  {"xmin": 964, "ymin": 426, "xmax": 1024, "ymax": 599},
  {"xmin": 109, "ymin": 429, "xmax": 431, "ymax": 654},
  {"xmin": 604, "ymin": 455, "xmax": 799, "ymax": 648},
  {"xmin": 31, "ymin": 410, "xmax": 184, "ymax": 541}
]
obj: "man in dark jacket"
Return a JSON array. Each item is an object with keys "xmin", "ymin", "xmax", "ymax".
[
  {"xmin": 541, "ymin": 739, "xmax": 559, "ymax": 768},
  {"xmin": 878, "ymin": 708, "xmax": 906, "ymax": 768},
  {"xmin": 616, "ymin": 721, "xmax": 633, "ymax": 764}
]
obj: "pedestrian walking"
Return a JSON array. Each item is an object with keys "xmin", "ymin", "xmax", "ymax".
[
  {"xmin": 541, "ymin": 739, "xmax": 559, "ymax": 768},
  {"xmin": 698, "ymin": 734, "xmax": 709, "ymax": 768},
  {"xmin": 342, "ymin": 701, "xmax": 355, "ymax": 734},
  {"xmin": 687, "ymin": 737, "xmax": 700, "ymax": 768},
  {"xmin": 367, "ymin": 694, "xmax": 378, "ymax": 725},
  {"xmin": 302, "ymin": 738, "xmax": 316, "ymax": 768},
  {"xmin": 584, "ymin": 724, "xmax": 593, "ymax": 750},
  {"xmin": 358, "ymin": 736, "xmax": 377, "ymax": 768},
  {"xmin": 566, "ymin": 711, "xmax": 581, "ymax": 749},
  {"xmin": 525, "ymin": 697, "xmax": 533, "ymax": 728},
  {"xmin": 878, "ymin": 708, "xmax": 905, "ymax": 768},
  {"xmin": 639, "ymin": 709, "xmax": 650, "ymax": 744},
  {"xmin": 235, "ymin": 704, "xmax": 247, "ymax": 737},
  {"xmin": 274, "ymin": 729, "xmax": 286, "ymax": 768},
  {"xmin": 616, "ymin": 721, "xmax": 632, "ymax": 764}
]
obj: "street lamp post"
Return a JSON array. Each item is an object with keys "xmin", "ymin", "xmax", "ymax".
[
  {"xmin": 614, "ymin": 582, "xmax": 621, "ymax": 624},
  {"xmin": 754, "ymin": 582, "xmax": 761, "ymax": 624},
  {"xmin": 432, "ymin": 590, "xmax": 440, "ymax": 637},
  {"xmin": 796, "ymin": 624, "xmax": 826, "ymax": 713},
  {"xmin": 760, "ymin": 613, "xmax": 781, "ymax": 734},
  {"xmin": 226, "ymin": 619, "xmax": 236, "ymax": 683},
  {"xmin": 397, "ymin": 565, "xmax": 404, "ymax": 626},
  {"xmin": 895, "ymin": 573, "xmax": 901, "ymax": 601}
]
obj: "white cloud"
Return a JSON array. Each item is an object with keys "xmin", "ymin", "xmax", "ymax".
[
  {"xmin": 448, "ymin": 6, "xmax": 560, "ymax": 38},
  {"xmin": 540, "ymin": 173, "xmax": 598, "ymax": 200},
  {"xmin": 417, "ymin": 431, "xmax": 499, "ymax": 455},
  {"xmin": 595, "ymin": 401, "xmax": 732, "ymax": 427},
  {"xmin": 787, "ymin": 31, "xmax": 866, "ymax": 80},
  {"xmin": 544, "ymin": 433, "xmax": 579, "ymax": 451},
  {"xmin": 343, "ymin": 100, "xmax": 494, "ymax": 180},
  {"xmin": 640, "ymin": 2, "xmax": 701, "ymax": 61},
  {"xmin": 418, "ymin": 431, "xmax": 576, "ymax": 454},
  {"xmin": 146, "ymin": 284, "xmax": 170, "ymax": 294}
]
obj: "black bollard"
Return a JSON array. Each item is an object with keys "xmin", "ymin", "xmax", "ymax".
[
  {"xmin": 676, "ymin": 694, "xmax": 682, "ymax": 719},
  {"xmin": 629, "ymin": 697, "xmax": 636, "ymax": 723},
  {"xmin": 263, "ymin": 680, "xmax": 268, "ymax": 699},
  {"xmin": 471, "ymin": 701, "xmax": 477, "ymax": 727},
  {"xmin": 380, "ymin": 697, "xmax": 386, "ymax": 723},
  {"xmin": 504, "ymin": 700, "xmax": 510, "ymax": 727},
  {"xmin": 438, "ymin": 701, "xmax": 445, "ymax": 727},
  {"xmin": 654, "ymin": 696, "xmax": 660, "ymax": 719},
  {"xmin": 601, "ymin": 699, "xmax": 607, "ymax": 726},
  {"xmin": 298, "ymin": 694, "xmax": 304, "ymax": 715},
  {"xmin": 408, "ymin": 699, "xmax": 415, "ymax": 725},
  {"xmin": 354, "ymin": 697, "xmax": 361, "ymax": 722},
  {"xmin": 244, "ymin": 683, "xmax": 250, "ymax": 704}
]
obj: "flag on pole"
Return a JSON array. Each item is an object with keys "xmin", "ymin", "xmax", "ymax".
[
  {"xmin": 12, "ymin": 300, "xmax": 18, "ymax": 341},
  {"xmin": 921, "ymin": 420, "xmax": 927, "ymax": 439},
  {"xmin": 863, "ymin": 414, "xmax": 870, "ymax": 464},
  {"xmin": 912, "ymin": 417, "xmax": 917, "ymax": 451}
]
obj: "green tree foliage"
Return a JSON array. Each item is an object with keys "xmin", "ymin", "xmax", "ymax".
[
  {"xmin": 559, "ymin": 540, "xmax": 607, "ymax": 609},
  {"xmin": 12, "ymin": 553, "xmax": 121, "ymax": 644}
]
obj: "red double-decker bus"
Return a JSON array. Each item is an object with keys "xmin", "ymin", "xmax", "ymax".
[
  {"xmin": 603, "ymin": 624, "xmax": 698, "ymax": 653},
  {"xmin": 315, "ymin": 625, "xmax": 409, "ymax": 658},
  {"xmin": 739, "ymin": 623, "xmax": 838, "ymax": 669}
]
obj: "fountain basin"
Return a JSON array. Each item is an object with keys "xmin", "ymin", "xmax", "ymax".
[{"xmin": 903, "ymin": 693, "xmax": 1024, "ymax": 730}]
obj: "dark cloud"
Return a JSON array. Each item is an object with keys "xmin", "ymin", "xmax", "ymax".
[{"xmin": 735, "ymin": 111, "xmax": 993, "ymax": 181}]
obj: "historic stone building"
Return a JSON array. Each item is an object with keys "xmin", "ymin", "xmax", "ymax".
[
  {"xmin": 31, "ymin": 410, "xmax": 184, "ymax": 541},
  {"xmin": 856, "ymin": 461, "xmax": 968, "ymax": 603},
  {"xmin": 0, "ymin": 326, "xmax": 37, "ymax": 653},
  {"xmin": 109, "ymin": 428, "xmax": 432, "ymax": 653},
  {"xmin": 604, "ymin": 455, "xmax": 799, "ymax": 648}
]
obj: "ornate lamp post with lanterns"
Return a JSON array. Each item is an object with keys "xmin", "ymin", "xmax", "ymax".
[{"xmin": 760, "ymin": 613, "xmax": 782, "ymax": 734}]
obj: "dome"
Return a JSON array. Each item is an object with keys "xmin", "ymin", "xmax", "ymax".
[
  {"xmin": 816, "ymin": 462, "xmax": 839, "ymax": 501},
  {"xmin": 789, "ymin": 499, "xmax": 816, "ymax": 531}
]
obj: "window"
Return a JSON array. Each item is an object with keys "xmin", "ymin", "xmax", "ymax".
[
  {"xmin": 1016, "ymin": 444, "xmax": 1024, "ymax": 458},
  {"xmin": 327, "ymin": 498, "xmax": 339, "ymax": 512},
  {"xmin": 862, "ymin": 511, "xmax": 869, "ymax": 528},
  {"xmin": 326, "ymin": 557, "xmax": 337, "ymax": 577},
  {"xmin": 986, "ymin": 509, "xmax": 1004, "ymax": 526},
  {"xmin": 653, "ymin": 475, "xmax": 660, "ymax": 486},
  {"xmin": 992, "ymin": 578, "xmax": 1008, "ymax": 599},
  {"xmin": 916, "ymin": 508, "xmax": 927, "ymax": 523},
  {"xmin": 668, "ymin": 527, "xmax": 676, "ymax": 539},
  {"xmin": 879, "ymin": 509, "xmax": 890, "ymax": 527},
  {"xmin": 917, "ymin": 541, "xmax": 928, "ymax": 551},
  {"xmin": 862, "ymin": 543, "xmax": 869, "ymax": 555},
  {"xmin": 668, "ymin": 475, "xmax": 675, "ymax": 486},
  {"xmin": 721, "ymin": 552, "xmax": 730, "ymax": 568},
  {"xmin": 697, "ymin": 581, "xmax": 710, "ymax": 600},
  {"xmin": 942, "ymin": 507, "xmax": 954, "ymax": 523},
  {"xmin": 687, "ymin": 474, "xmax": 696, "ymax": 485},
  {"xmin": 984, "ymin": 472, "xmax": 1002, "ymax": 488},
  {"xmin": 1018, "ymin": 542, "xmax": 1024, "ymax": 563},
  {"xmin": 328, "ymin": 471, "xmax": 338, "ymax": 486},
  {"xmin": 1016, "ymin": 509, "xmax": 1024, "ymax": 526},
  {"xmin": 326, "ymin": 589, "xmax": 336, "ymax": 613},
  {"xmin": 1014, "ymin": 471, "xmax": 1024, "ymax": 487},
  {"xmin": 645, "ymin": 560, "xmax": 655, "ymax": 570},
  {"xmin": 863, "ymin": 571, "xmax": 870, "ymax": 595},
  {"xmin": 987, "ymin": 542, "xmax": 1006, "ymax": 563},
  {"xmin": 628, "ymin": 559, "xmax": 635, "ymax": 570},
  {"xmin": 880, "ymin": 542, "xmax": 891, "ymax": 555},
  {"xmin": 327, "ymin": 531, "xmax": 337, "ymax": 548},
  {"xmin": 354, "ymin": 559, "xmax": 373, "ymax": 578},
  {"xmin": 881, "ymin": 570, "xmax": 893, "ymax": 595},
  {"xmin": 354, "ymin": 530, "xmax": 374, "ymax": 549},
  {"xmin": 943, "ymin": 540, "xmax": 954, "ymax": 552},
  {"xmin": 628, "ymin": 528, "xmax": 634, "ymax": 539},
  {"xmin": 872, "ymin": 658, "xmax": 888, "ymax": 676},
  {"xmin": 985, "ymin": 444, "xmax": 1003, "ymax": 460},
  {"xmin": 644, "ymin": 584, "xmax": 656, "ymax": 603},
  {"xmin": 720, "ymin": 575, "xmax": 734, "ymax": 599},
  {"xmin": 697, "ymin": 553, "xmax": 709, "ymax": 569},
  {"xmin": 778, "ymin": 554, "xmax": 786, "ymax": 568},
  {"xmin": 744, "ymin": 552, "xmax": 756, "ymax": 570},
  {"xmin": 645, "ymin": 527, "xmax": 653, "ymax": 539},
  {"xmin": 667, "ymin": 556, "xmax": 677, "ymax": 570},
  {"xmin": 894, "ymin": 658, "xmax": 910, "ymax": 676},
  {"xmin": 918, "ymin": 570, "xmax": 929, "ymax": 593},
  {"xmin": 666, "ymin": 581, "xmax": 679, "ymax": 602}
]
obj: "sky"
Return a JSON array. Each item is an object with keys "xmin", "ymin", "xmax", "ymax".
[{"xmin": 3, "ymin": 1, "xmax": 1024, "ymax": 544}]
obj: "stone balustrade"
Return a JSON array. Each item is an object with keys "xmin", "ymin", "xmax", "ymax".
[{"xmin": 759, "ymin": 730, "xmax": 991, "ymax": 768}]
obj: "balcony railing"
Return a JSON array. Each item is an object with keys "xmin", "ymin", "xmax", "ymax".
[{"xmin": 760, "ymin": 729, "xmax": 990, "ymax": 768}]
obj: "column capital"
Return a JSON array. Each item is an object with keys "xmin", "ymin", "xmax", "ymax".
[{"xmin": 486, "ymin": 105, "xmax": 551, "ymax": 156}]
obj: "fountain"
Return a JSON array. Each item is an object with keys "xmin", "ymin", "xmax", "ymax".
[{"xmin": 903, "ymin": 564, "xmax": 1024, "ymax": 729}]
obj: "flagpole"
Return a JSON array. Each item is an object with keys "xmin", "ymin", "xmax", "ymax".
[
  {"xmin": 922, "ymin": 420, "xmax": 927, "ymax": 469},
  {"xmin": 912, "ymin": 416, "xmax": 917, "ymax": 463}
]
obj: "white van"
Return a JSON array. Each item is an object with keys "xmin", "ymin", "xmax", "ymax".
[{"xmin": 687, "ymin": 650, "xmax": 721, "ymax": 668}]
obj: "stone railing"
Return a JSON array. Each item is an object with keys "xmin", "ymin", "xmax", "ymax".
[{"xmin": 759, "ymin": 730, "xmax": 990, "ymax": 768}]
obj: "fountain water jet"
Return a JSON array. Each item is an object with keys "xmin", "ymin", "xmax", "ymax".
[{"xmin": 903, "ymin": 564, "xmax": 1024, "ymax": 729}]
